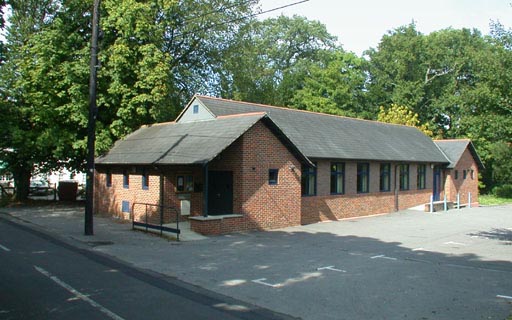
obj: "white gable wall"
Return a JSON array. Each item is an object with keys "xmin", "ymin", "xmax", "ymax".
[{"xmin": 177, "ymin": 98, "xmax": 215, "ymax": 123}]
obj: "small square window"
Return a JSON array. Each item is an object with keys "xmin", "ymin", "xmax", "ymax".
[
  {"xmin": 122, "ymin": 200, "xmax": 130, "ymax": 213},
  {"xmin": 269, "ymin": 169, "xmax": 278, "ymax": 185},
  {"xmin": 193, "ymin": 104, "xmax": 199, "ymax": 114}
]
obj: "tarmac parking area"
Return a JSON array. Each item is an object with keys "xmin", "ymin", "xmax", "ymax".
[{"xmin": 4, "ymin": 203, "xmax": 512, "ymax": 319}]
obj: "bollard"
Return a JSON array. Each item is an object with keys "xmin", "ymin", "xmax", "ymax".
[
  {"xmin": 456, "ymin": 193, "xmax": 460, "ymax": 209},
  {"xmin": 468, "ymin": 192, "xmax": 472, "ymax": 208},
  {"xmin": 443, "ymin": 193, "xmax": 447, "ymax": 211},
  {"xmin": 430, "ymin": 194, "xmax": 434, "ymax": 213}
]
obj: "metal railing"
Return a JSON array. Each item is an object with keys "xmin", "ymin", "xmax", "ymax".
[{"xmin": 131, "ymin": 202, "xmax": 181, "ymax": 241}]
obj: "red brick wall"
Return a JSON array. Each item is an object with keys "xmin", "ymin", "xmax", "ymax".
[
  {"xmin": 301, "ymin": 160, "xmax": 434, "ymax": 224},
  {"xmin": 196, "ymin": 120, "xmax": 302, "ymax": 234},
  {"xmin": 444, "ymin": 148, "xmax": 479, "ymax": 206}
]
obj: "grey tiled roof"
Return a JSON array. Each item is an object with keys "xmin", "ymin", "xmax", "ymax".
[
  {"xmin": 195, "ymin": 96, "xmax": 450, "ymax": 164},
  {"xmin": 97, "ymin": 113, "xmax": 268, "ymax": 165},
  {"xmin": 434, "ymin": 139, "xmax": 484, "ymax": 169}
]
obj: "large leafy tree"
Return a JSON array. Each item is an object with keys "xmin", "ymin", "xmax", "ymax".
[
  {"xmin": 219, "ymin": 15, "xmax": 338, "ymax": 107},
  {"xmin": 1, "ymin": 0, "xmax": 258, "ymax": 199},
  {"xmin": 289, "ymin": 50, "xmax": 370, "ymax": 118}
]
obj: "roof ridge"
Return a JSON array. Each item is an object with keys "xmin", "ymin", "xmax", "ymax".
[
  {"xmin": 195, "ymin": 95, "xmax": 416, "ymax": 129},
  {"xmin": 434, "ymin": 138, "xmax": 470, "ymax": 142},
  {"xmin": 216, "ymin": 112, "xmax": 267, "ymax": 119}
]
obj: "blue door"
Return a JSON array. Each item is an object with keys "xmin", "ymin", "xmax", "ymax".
[{"xmin": 433, "ymin": 167, "xmax": 441, "ymax": 201}]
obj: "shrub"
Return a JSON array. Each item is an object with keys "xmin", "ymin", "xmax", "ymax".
[{"xmin": 493, "ymin": 184, "xmax": 512, "ymax": 198}]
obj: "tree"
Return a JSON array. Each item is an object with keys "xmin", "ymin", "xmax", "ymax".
[
  {"xmin": 377, "ymin": 104, "xmax": 433, "ymax": 137},
  {"xmin": 0, "ymin": 0, "xmax": 259, "ymax": 200},
  {"xmin": 290, "ymin": 50, "xmax": 371, "ymax": 118},
  {"xmin": 219, "ymin": 15, "xmax": 338, "ymax": 107}
]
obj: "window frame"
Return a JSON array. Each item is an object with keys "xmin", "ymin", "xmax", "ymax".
[
  {"xmin": 454, "ymin": 170, "xmax": 458, "ymax": 180},
  {"xmin": 379, "ymin": 163, "xmax": 391, "ymax": 192},
  {"xmin": 399, "ymin": 164, "xmax": 409, "ymax": 191},
  {"xmin": 417, "ymin": 164, "xmax": 426, "ymax": 190},
  {"xmin": 357, "ymin": 163, "xmax": 370, "ymax": 194},
  {"xmin": 268, "ymin": 169, "xmax": 279, "ymax": 185},
  {"xmin": 301, "ymin": 163, "xmax": 317, "ymax": 196},
  {"xmin": 123, "ymin": 170, "xmax": 129, "ymax": 189},
  {"xmin": 192, "ymin": 104, "xmax": 199, "ymax": 114},
  {"xmin": 176, "ymin": 174, "xmax": 194, "ymax": 192},
  {"xmin": 142, "ymin": 169, "xmax": 149, "ymax": 190},
  {"xmin": 330, "ymin": 162, "xmax": 345, "ymax": 195},
  {"xmin": 106, "ymin": 169, "xmax": 112, "ymax": 188}
]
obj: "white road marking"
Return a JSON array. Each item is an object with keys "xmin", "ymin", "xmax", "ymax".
[
  {"xmin": 252, "ymin": 278, "xmax": 281, "ymax": 288},
  {"xmin": 0, "ymin": 244, "xmax": 10, "ymax": 252},
  {"xmin": 34, "ymin": 266, "xmax": 125, "ymax": 320},
  {"xmin": 370, "ymin": 255, "xmax": 397, "ymax": 261},
  {"xmin": 412, "ymin": 248, "xmax": 425, "ymax": 251},
  {"xmin": 316, "ymin": 266, "xmax": 346, "ymax": 273},
  {"xmin": 496, "ymin": 295, "xmax": 512, "ymax": 300},
  {"xmin": 443, "ymin": 241, "xmax": 466, "ymax": 246}
]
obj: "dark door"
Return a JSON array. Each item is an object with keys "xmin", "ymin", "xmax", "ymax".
[
  {"xmin": 433, "ymin": 167, "xmax": 441, "ymax": 201},
  {"xmin": 207, "ymin": 171, "xmax": 233, "ymax": 215}
]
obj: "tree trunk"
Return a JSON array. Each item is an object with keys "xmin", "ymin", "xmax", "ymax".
[{"xmin": 13, "ymin": 166, "xmax": 31, "ymax": 201}]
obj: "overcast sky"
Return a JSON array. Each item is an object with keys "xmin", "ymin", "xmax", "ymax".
[{"xmin": 258, "ymin": 0, "xmax": 512, "ymax": 55}]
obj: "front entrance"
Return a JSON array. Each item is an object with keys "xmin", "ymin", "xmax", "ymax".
[
  {"xmin": 207, "ymin": 171, "xmax": 233, "ymax": 215},
  {"xmin": 433, "ymin": 167, "xmax": 441, "ymax": 201}
]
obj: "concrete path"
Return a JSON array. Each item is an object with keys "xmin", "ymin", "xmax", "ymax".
[{"xmin": 1, "ymin": 203, "xmax": 512, "ymax": 319}]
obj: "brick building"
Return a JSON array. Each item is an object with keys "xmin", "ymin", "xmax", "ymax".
[{"xmin": 95, "ymin": 96, "xmax": 483, "ymax": 235}]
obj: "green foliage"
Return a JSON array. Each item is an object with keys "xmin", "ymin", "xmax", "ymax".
[
  {"xmin": 493, "ymin": 185, "xmax": 512, "ymax": 199},
  {"xmin": 290, "ymin": 51, "xmax": 370, "ymax": 118},
  {"xmin": 220, "ymin": 15, "xmax": 338, "ymax": 107},
  {"xmin": 479, "ymin": 194, "xmax": 512, "ymax": 206}
]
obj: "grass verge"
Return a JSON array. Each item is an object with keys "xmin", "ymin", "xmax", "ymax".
[{"xmin": 479, "ymin": 194, "xmax": 512, "ymax": 206}]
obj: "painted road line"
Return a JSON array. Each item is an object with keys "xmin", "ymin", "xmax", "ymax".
[
  {"xmin": 496, "ymin": 295, "xmax": 512, "ymax": 300},
  {"xmin": 0, "ymin": 244, "xmax": 10, "ymax": 252},
  {"xmin": 34, "ymin": 266, "xmax": 125, "ymax": 320},
  {"xmin": 316, "ymin": 266, "xmax": 346, "ymax": 273},
  {"xmin": 251, "ymin": 278, "xmax": 281, "ymax": 288},
  {"xmin": 443, "ymin": 241, "xmax": 466, "ymax": 246},
  {"xmin": 412, "ymin": 248, "xmax": 425, "ymax": 251},
  {"xmin": 370, "ymin": 255, "xmax": 397, "ymax": 261}
]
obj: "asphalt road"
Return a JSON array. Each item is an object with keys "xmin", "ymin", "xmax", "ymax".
[{"xmin": 0, "ymin": 218, "xmax": 295, "ymax": 320}]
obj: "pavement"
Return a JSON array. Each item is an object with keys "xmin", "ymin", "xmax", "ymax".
[{"xmin": 1, "ymin": 202, "xmax": 512, "ymax": 319}]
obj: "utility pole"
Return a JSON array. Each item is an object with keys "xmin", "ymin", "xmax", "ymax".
[{"xmin": 85, "ymin": 0, "xmax": 100, "ymax": 235}]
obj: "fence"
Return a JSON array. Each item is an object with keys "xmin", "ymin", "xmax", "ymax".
[{"xmin": 131, "ymin": 202, "xmax": 181, "ymax": 241}]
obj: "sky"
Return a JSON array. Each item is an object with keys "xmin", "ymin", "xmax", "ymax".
[{"xmin": 258, "ymin": 0, "xmax": 512, "ymax": 55}]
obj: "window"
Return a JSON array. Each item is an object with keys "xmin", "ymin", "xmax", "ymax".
[
  {"xmin": 193, "ymin": 104, "xmax": 199, "ymax": 114},
  {"xmin": 106, "ymin": 170, "xmax": 112, "ymax": 187},
  {"xmin": 471, "ymin": 170, "xmax": 474, "ymax": 179},
  {"xmin": 399, "ymin": 164, "xmax": 409, "ymax": 191},
  {"xmin": 380, "ymin": 163, "xmax": 390, "ymax": 192},
  {"xmin": 142, "ymin": 169, "xmax": 149, "ymax": 190},
  {"xmin": 177, "ymin": 175, "xmax": 194, "ymax": 192},
  {"xmin": 463, "ymin": 170, "xmax": 467, "ymax": 179},
  {"xmin": 301, "ymin": 164, "xmax": 317, "ymax": 196},
  {"xmin": 417, "ymin": 164, "xmax": 426, "ymax": 190},
  {"xmin": 330, "ymin": 163, "xmax": 345, "ymax": 194},
  {"xmin": 123, "ymin": 170, "xmax": 129, "ymax": 189},
  {"xmin": 268, "ymin": 169, "xmax": 279, "ymax": 185},
  {"xmin": 454, "ymin": 170, "xmax": 458, "ymax": 179},
  {"xmin": 357, "ymin": 163, "xmax": 370, "ymax": 193},
  {"xmin": 121, "ymin": 200, "xmax": 130, "ymax": 213}
]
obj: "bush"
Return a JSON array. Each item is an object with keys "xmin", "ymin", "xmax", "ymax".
[{"xmin": 493, "ymin": 184, "xmax": 512, "ymax": 198}]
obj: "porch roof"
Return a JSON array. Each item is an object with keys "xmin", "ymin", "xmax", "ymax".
[{"xmin": 97, "ymin": 113, "xmax": 267, "ymax": 166}]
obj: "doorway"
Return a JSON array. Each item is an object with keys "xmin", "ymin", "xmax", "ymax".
[
  {"xmin": 207, "ymin": 171, "xmax": 233, "ymax": 215},
  {"xmin": 433, "ymin": 167, "xmax": 441, "ymax": 201}
]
